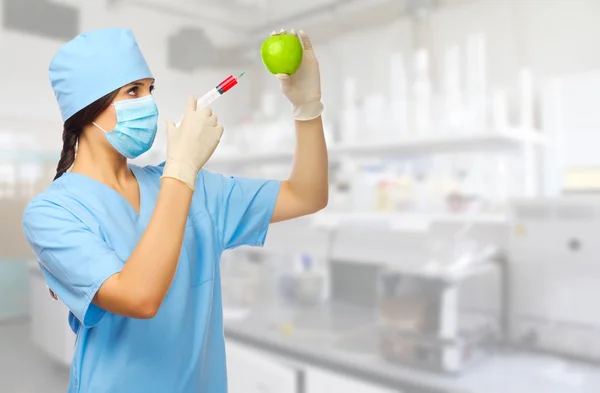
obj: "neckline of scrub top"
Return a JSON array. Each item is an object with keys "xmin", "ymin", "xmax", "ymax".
[{"xmin": 61, "ymin": 165, "xmax": 146, "ymax": 220}]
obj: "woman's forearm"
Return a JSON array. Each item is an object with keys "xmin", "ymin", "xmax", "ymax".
[
  {"xmin": 94, "ymin": 178, "xmax": 193, "ymax": 318},
  {"xmin": 287, "ymin": 116, "xmax": 329, "ymax": 211}
]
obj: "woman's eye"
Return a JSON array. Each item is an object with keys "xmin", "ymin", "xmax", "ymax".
[
  {"xmin": 127, "ymin": 87, "xmax": 138, "ymax": 96},
  {"xmin": 150, "ymin": 86, "xmax": 155, "ymax": 94}
]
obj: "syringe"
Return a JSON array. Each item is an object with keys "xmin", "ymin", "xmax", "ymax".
[{"xmin": 196, "ymin": 71, "xmax": 246, "ymax": 109}]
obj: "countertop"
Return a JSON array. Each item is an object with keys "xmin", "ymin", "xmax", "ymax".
[
  {"xmin": 223, "ymin": 302, "xmax": 600, "ymax": 393},
  {"xmin": 25, "ymin": 261, "xmax": 600, "ymax": 392}
]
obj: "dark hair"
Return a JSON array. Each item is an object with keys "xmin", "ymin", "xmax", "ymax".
[{"xmin": 53, "ymin": 89, "xmax": 120, "ymax": 180}]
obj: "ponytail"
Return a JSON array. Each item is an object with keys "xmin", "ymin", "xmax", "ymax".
[
  {"xmin": 51, "ymin": 88, "xmax": 120, "ymax": 181},
  {"xmin": 53, "ymin": 126, "xmax": 79, "ymax": 181}
]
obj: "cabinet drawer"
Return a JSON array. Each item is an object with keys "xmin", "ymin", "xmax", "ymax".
[
  {"xmin": 226, "ymin": 341, "xmax": 298, "ymax": 393},
  {"xmin": 305, "ymin": 367, "xmax": 399, "ymax": 393}
]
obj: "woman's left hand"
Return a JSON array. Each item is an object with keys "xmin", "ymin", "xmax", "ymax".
[{"xmin": 273, "ymin": 29, "xmax": 323, "ymax": 121}]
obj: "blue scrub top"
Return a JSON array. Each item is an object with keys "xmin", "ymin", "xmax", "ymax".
[{"xmin": 22, "ymin": 163, "xmax": 281, "ymax": 393}]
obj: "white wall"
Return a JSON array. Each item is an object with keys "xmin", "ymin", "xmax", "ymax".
[
  {"xmin": 0, "ymin": 0, "xmax": 251, "ymax": 158},
  {"xmin": 517, "ymin": 0, "xmax": 600, "ymax": 77},
  {"xmin": 313, "ymin": 0, "xmax": 600, "ymax": 135},
  {"xmin": 3, "ymin": 0, "xmax": 600, "ymax": 157},
  {"xmin": 432, "ymin": 0, "xmax": 600, "ymax": 104}
]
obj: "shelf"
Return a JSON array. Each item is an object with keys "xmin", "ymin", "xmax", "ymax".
[
  {"xmin": 331, "ymin": 128, "xmax": 548, "ymax": 158},
  {"xmin": 0, "ymin": 130, "xmax": 546, "ymax": 166},
  {"xmin": 311, "ymin": 212, "xmax": 507, "ymax": 231},
  {"xmin": 208, "ymin": 150, "xmax": 295, "ymax": 167},
  {"xmin": 0, "ymin": 151, "xmax": 59, "ymax": 163},
  {"xmin": 384, "ymin": 259, "xmax": 500, "ymax": 283},
  {"xmin": 207, "ymin": 128, "xmax": 549, "ymax": 167}
]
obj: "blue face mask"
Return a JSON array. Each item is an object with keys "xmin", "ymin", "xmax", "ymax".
[{"xmin": 93, "ymin": 95, "xmax": 159, "ymax": 159}]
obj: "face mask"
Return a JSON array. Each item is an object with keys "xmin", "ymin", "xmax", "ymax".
[{"xmin": 93, "ymin": 95, "xmax": 159, "ymax": 159}]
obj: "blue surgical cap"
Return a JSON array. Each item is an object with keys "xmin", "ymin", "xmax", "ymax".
[{"xmin": 49, "ymin": 28, "xmax": 153, "ymax": 122}]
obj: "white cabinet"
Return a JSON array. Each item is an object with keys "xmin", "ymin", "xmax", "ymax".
[
  {"xmin": 226, "ymin": 341, "xmax": 298, "ymax": 393},
  {"xmin": 0, "ymin": 260, "xmax": 29, "ymax": 320},
  {"xmin": 305, "ymin": 367, "xmax": 400, "ymax": 393},
  {"xmin": 28, "ymin": 264, "xmax": 75, "ymax": 366}
]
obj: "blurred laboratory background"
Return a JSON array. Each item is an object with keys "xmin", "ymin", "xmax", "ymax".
[{"xmin": 2, "ymin": 0, "xmax": 600, "ymax": 392}]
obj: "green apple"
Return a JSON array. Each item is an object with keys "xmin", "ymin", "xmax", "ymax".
[{"xmin": 260, "ymin": 33, "xmax": 303, "ymax": 75}]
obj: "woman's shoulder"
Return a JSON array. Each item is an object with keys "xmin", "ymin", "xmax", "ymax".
[
  {"xmin": 23, "ymin": 172, "xmax": 106, "ymax": 231},
  {"xmin": 23, "ymin": 178, "xmax": 79, "ymax": 224}
]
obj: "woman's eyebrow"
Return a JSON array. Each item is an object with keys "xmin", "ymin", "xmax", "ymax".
[{"xmin": 123, "ymin": 81, "xmax": 154, "ymax": 90}]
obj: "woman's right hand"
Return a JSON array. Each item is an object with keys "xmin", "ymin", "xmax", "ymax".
[{"xmin": 161, "ymin": 96, "xmax": 224, "ymax": 190}]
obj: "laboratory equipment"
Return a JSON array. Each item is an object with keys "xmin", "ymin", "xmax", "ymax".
[
  {"xmin": 508, "ymin": 197, "xmax": 600, "ymax": 363},
  {"xmin": 328, "ymin": 221, "xmax": 506, "ymax": 374},
  {"xmin": 465, "ymin": 33, "xmax": 487, "ymax": 131},
  {"xmin": 491, "ymin": 89, "xmax": 508, "ymax": 130},
  {"xmin": 197, "ymin": 72, "xmax": 245, "ymax": 109},
  {"xmin": 412, "ymin": 49, "xmax": 432, "ymax": 134},
  {"xmin": 377, "ymin": 264, "xmax": 501, "ymax": 374},
  {"xmin": 519, "ymin": 68, "xmax": 534, "ymax": 129},
  {"xmin": 221, "ymin": 248, "xmax": 263, "ymax": 312},
  {"xmin": 260, "ymin": 92, "xmax": 277, "ymax": 118},
  {"xmin": 362, "ymin": 94, "xmax": 388, "ymax": 142},
  {"xmin": 389, "ymin": 52, "xmax": 408, "ymax": 138},
  {"xmin": 288, "ymin": 254, "xmax": 326, "ymax": 305},
  {"xmin": 263, "ymin": 220, "xmax": 331, "ymax": 307},
  {"xmin": 389, "ymin": 52, "xmax": 407, "ymax": 104},
  {"xmin": 350, "ymin": 164, "xmax": 390, "ymax": 213},
  {"xmin": 339, "ymin": 77, "xmax": 359, "ymax": 145},
  {"xmin": 443, "ymin": 45, "xmax": 464, "ymax": 131}
]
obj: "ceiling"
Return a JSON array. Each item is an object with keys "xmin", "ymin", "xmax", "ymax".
[
  {"xmin": 175, "ymin": 0, "xmax": 342, "ymax": 25},
  {"xmin": 118, "ymin": 0, "xmax": 344, "ymax": 31},
  {"xmin": 106, "ymin": 0, "xmax": 477, "ymax": 49},
  {"xmin": 122, "ymin": 0, "xmax": 408, "ymax": 46}
]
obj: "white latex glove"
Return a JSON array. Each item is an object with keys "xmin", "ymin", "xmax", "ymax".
[
  {"xmin": 273, "ymin": 29, "xmax": 323, "ymax": 121},
  {"xmin": 160, "ymin": 96, "xmax": 224, "ymax": 191}
]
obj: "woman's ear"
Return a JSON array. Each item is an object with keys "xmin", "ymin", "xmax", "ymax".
[{"xmin": 92, "ymin": 104, "xmax": 118, "ymax": 133}]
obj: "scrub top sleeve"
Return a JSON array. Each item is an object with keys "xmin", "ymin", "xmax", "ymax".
[
  {"xmin": 203, "ymin": 172, "xmax": 280, "ymax": 250},
  {"xmin": 22, "ymin": 200, "xmax": 124, "ymax": 328}
]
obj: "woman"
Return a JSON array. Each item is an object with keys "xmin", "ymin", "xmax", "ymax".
[{"xmin": 22, "ymin": 27, "xmax": 327, "ymax": 393}]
